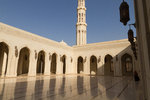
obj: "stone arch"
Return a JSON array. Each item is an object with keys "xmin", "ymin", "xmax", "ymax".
[
  {"xmin": 51, "ymin": 53, "xmax": 57, "ymax": 74},
  {"xmin": 121, "ymin": 53, "xmax": 133, "ymax": 76},
  {"xmin": 17, "ymin": 47, "xmax": 30, "ymax": 76},
  {"xmin": 104, "ymin": 54, "xmax": 114, "ymax": 76},
  {"xmin": 118, "ymin": 52, "xmax": 133, "ymax": 60},
  {"xmin": 36, "ymin": 50, "xmax": 45, "ymax": 74},
  {"xmin": 0, "ymin": 42, "xmax": 9, "ymax": 76},
  {"xmin": 62, "ymin": 55, "xmax": 66, "ymax": 74},
  {"xmin": 77, "ymin": 56, "xmax": 84, "ymax": 74},
  {"xmin": 90, "ymin": 55, "xmax": 97, "ymax": 75}
]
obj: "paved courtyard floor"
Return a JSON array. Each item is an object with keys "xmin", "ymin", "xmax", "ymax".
[{"xmin": 0, "ymin": 75, "xmax": 144, "ymax": 100}]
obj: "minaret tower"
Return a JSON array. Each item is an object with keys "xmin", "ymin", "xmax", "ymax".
[{"xmin": 76, "ymin": 0, "xmax": 87, "ymax": 45}]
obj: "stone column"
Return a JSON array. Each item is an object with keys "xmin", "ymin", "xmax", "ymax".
[
  {"xmin": 6, "ymin": 46, "xmax": 19, "ymax": 77},
  {"xmin": 117, "ymin": 56, "xmax": 122, "ymax": 76},
  {"xmin": 68, "ymin": 56, "xmax": 74, "ymax": 74},
  {"xmin": 113, "ymin": 58, "xmax": 116, "ymax": 76},
  {"xmin": 97, "ymin": 56, "xmax": 104, "ymax": 75},
  {"xmin": 59, "ymin": 56, "xmax": 65, "ymax": 74},
  {"xmin": 84, "ymin": 57, "xmax": 90, "ymax": 75},
  {"xmin": 60, "ymin": 57, "xmax": 64, "ymax": 74},
  {"xmin": 56, "ymin": 55, "xmax": 61, "ymax": 74},
  {"xmin": 74, "ymin": 57, "xmax": 78, "ymax": 74},
  {"xmin": 1, "ymin": 52, "xmax": 7, "ymax": 77},
  {"xmin": 44, "ymin": 52, "xmax": 51, "ymax": 75},
  {"xmin": 28, "ymin": 50, "xmax": 37, "ymax": 76},
  {"xmin": 65, "ymin": 56, "xmax": 69, "ymax": 74},
  {"xmin": 100, "ymin": 57, "xmax": 105, "ymax": 75}
]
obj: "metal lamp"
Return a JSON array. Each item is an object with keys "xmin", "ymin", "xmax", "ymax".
[{"xmin": 119, "ymin": 0, "xmax": 130, "ymax": 25}]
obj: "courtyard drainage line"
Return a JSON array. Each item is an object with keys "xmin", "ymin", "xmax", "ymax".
[
  {"xmin": 116, "ymin": 80, "xmax": 132, "ymax": 98},
  {"xmin": 117, "ymin": 83, "xmax": 128, "ymax": 98}
]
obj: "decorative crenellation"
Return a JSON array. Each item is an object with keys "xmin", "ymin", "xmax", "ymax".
[
  {"xmin": 49, "ymin": 53, "xmax": 52, "ymax": 61},
  {"xmin": 98, "ymin": 56, "xmax": 101, "ymax": 63},
  {"xmin": 34, "ymin": 50, "xmax": 37, "ymax": 59},
  {"xmin": 15, "ymin": 46, "xmax": 18, "ymax": 57},
  {"xmin": 71, "ymin": 57, "xmax": 73, "ymax": 63}
]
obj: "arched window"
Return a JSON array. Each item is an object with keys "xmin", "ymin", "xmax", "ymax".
[
  {"xmin": 77, "ymin": 56, "xmax": 84, "ymax": 74},
  {"xmin": 125, "ymin": 58, "xmax": 132, "ymax": 72},
  {"xmin": 104, "ymin": 54, "xmax": 114, "ymax": 76},
  {"xmin": 36, "ymin": 50, "xmax": 45, "ymax": 74},
  {"xmin": 51, "ymin": 53, "xmax": 57, "ymax": 74},
  {"xmin": 82, "ymin": 13, "xmax": 83, "ymax": 22},
  {"xmin": 17, "ymin": 47, "xmax": 30, "ymax": 76},
  {"xmin": 0, "ymin": 42, "xmax": 9, "ymax": 76},
  {"xmin": 61, "ymin": 55, "xmax": 66, "ymax": 74},
  {"xmin": 79, "ymin": 13, "xmax": 81, "ymax": 22},
  {"xmin": 90, "ymin": 55, "xmax": 97, "ymax": 75},
  {"xmin": 121, "ymin": 53, "xmax": 133, "ymax": 76}
]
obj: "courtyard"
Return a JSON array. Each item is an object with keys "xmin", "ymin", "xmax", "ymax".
[{"xmin": 0, "ymin": 75, "xmax": 144, "ymax": 100}]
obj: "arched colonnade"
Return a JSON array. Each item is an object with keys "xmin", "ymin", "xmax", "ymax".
[
  {"xmin": 77, "ymin": 53, "xmax": 134, "ymax": 76},
  {"xmin": 0, "ymin": 42, "xmax": 69, "ymax": 77},
  {"xmin": 0, "ymin": 42, "xmax": 134, "ymax": 77}
]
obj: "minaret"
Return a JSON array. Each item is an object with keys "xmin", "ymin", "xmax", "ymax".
[{"xmin": 76, "ymin": 0, "xmax": 87, "ymax": 45}]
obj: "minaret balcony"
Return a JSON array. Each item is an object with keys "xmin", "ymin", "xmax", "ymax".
[
  {"xmin": 76, "ymin": 23, "xmax": 87, "ymax": 26},
  {"xmin": 77, "ymin": 7, "xmax": 86, "ymax": 10}
]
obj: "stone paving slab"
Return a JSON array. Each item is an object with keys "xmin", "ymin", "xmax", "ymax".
[{"xmin": 0, "ymin": 75, "xmax": 144, "ymax": 100}]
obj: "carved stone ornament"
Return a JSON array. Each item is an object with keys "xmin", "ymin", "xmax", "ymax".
[
  {"xmin": 71, "ymin": 57, "xmax": 73, "ymax": 63},
  {"xmin": 15, "ymin": 46, "xmax": 18, "ymax": 57},
  {"xmin": 34, "ymin": 50, "xmax": 37, "ymax": 59},
  {"xmin": 60, "ymin": 55, "xmax": 62, "ymax": 61},
  {"xmin": 49, "ymin": 53, "xmax": 52, "ymax": 61},
  {"xmin": 98, "ymin": 56, "xmax": 101, "ymax": 63},
  {"xmin": 84, "ymin": 56, "xmax": 87, "ymax": 63}
]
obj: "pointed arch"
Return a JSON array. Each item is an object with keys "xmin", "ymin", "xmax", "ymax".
[
  {"xmin": 62, "ymin": 55, "xmax": 66, "ymax": 74},
  {"xmin": 90, "ymin": 55, "xmax": 97, "ymax": 75},
  {"xmin": 36, "ymin": 50, "xmax": 45, "ymax": 74},
  {"xmin": 121, "ymin": 53, "xmax": 133, "ymax": 76},
  {"xmin": 0, "ymin": 42, "xmax": 9, "ymax": 76},
  {"xmin": 77, "ymin": 56, "xmax": 84, "ymax": 74},
  {"xmin": 51, "ymin": 53, "xmax": 57, "ymax": 74},
  {"xmin": 17, "ymin": 47, "xmax": 30, "ymax": 76},
  {"xmin": 104, "ymin": 54, "xmax": 114, "ymax": 76}
]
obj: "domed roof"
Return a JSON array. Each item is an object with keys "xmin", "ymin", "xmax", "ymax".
[{"xmin": 60, "ymin": 40, "xmax": 67, "ymax": 46}]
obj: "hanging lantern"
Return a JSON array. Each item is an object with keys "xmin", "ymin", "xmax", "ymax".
[
  {"xmin": 128, "ymin": 29, "xmax": 134, "ymax": 43},
  {"xmin": 119, "ymin": 0, "xmax": 130, "ymax": 25}
]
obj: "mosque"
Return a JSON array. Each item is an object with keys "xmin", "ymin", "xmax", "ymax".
[
  {"xmin": 0, "ymin": 0, "xmax": 138, "ymax": 78},
  {"xmin": 0, "ymin": 0, "xmax": 150, "ymax": 99}
]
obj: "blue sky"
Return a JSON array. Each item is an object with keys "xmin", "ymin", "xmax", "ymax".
[{"xmin": 0, "ymin": 0, "xmax": 135, "ymax": 46}]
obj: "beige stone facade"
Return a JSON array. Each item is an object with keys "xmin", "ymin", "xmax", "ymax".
[
  {"xmin": 0, "ymin": 0, "xmax": 137, "ymax": 78},
  {"xmin": 0, "ymin": 0, "xmax": 150, "ymax": 99},
  {"xmin": 0, "ymin": 22, "xmax": 136, "ymax": 78}
]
